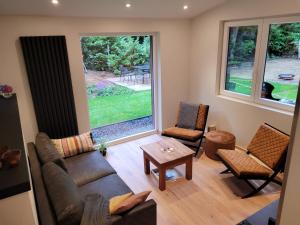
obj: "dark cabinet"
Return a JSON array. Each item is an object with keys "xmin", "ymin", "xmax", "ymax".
[{"xmin": 0, "ymin": 94, "xmax": 30, "ymax": 199}]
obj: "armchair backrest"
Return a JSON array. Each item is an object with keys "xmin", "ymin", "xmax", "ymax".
[
  {"xmin": 247, "ymin": 124, "xmax": 289, "ymax": 170},
  {"xmin": 195, "ymin": 104, "xmax": 209, "ymax": 131}
]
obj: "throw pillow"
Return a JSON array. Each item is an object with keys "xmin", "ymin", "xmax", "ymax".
[
  {"xmin": 35, "ymin": 132, "xmax": 67, "ymax": 171},
  {"xmin": 111, "ymin": 191, "xmax": 151, "ymax": 215},
  {"xmin": 42, "ymin": 162, "xmax": 83, "ymax": 225},
  {"xmin": 109, "ymin": 192, "xmax": 133, "ymax": 214},
  {"xmin": 52, "ymin": 132, "xmax": 95, "ymax": 158},
  {"xmin": 177, "ymin": 102, "xmax": 199, "ymax": 129}
]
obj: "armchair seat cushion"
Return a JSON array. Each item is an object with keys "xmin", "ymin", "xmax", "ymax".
[
  {"xmin": 162, "ymin": 127, "xmax": 203, "ymax": 141},
  {"xmin": 217, "ymin": 149, "xmax": 272, "ymax": 178}
]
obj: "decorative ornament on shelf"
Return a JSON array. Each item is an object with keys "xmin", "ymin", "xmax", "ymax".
[
  {"xmin": 0, "ymin": 146, "xmax": 21, "ymax": 169},
  {"xmin": 0, "ymin": 84, "xmax": 13, "ymax": 98}
]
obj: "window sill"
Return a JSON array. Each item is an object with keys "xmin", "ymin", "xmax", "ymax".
[{"xmin": 217, "ymin": 94, "xmax": 294, "ymax": 117}]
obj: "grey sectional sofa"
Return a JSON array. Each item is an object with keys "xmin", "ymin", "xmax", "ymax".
[{"xmin": 27, "ymin": 134, "xmax": 157, "ymax": 225}]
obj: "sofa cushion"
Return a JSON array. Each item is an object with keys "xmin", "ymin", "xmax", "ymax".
[
  {"xmin": 35, "ymin": 132, "xmax": 67, "ymax": 171},
  {"xmin": 78, "ymin": 174, "xmax": 132, "ymax": 201},
  {"xmin": 65, "ymin": 151, "xmax": 116, "ymax": 186},
  {"xmin": 42, "ymin": 162, "xmax": 83, "ymax": 225},
  {"xmin": 52, "ymin": 132, "xmax": 95, "ymax": 158}
]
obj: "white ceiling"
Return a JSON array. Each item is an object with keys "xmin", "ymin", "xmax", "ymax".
[{"xmin": 0, "ymin": 0, "xmax": 227, "ymax": 18}]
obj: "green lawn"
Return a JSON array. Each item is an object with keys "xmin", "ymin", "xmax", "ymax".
[
  {"xmin": 228, "ymin": 77, "xmax": 298, "ymax": 101},
  {"xmin": 88, "ymin": 90, "xmax": 152, "ymax": 128}
]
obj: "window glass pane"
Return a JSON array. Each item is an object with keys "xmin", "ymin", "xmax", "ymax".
[
  {"xmin": 261, "ymin": 22, "xmax": 300, "ymax": 105},
  {"xmin": 225, "ymin": 26, "xmax": 258, "ymax": 95}
]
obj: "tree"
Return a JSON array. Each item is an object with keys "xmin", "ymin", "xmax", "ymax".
[{"xmin": 81, "ymin": 36, "xmax": 150, "ymax": 75}]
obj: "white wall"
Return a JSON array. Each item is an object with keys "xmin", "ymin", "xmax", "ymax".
[
  {"xmin": 278, "ymin": 88, "xmax": 300, "ymax": 225},
  {"xmin": 0, "ymin": 191, "xmax": 38, "ymax": 225},
  {"xmin": 0, "ymin": 16, "xmax": 191, "ymax": 143},
  {"xmin": 189, "ymin": 0, "xmax": 300, "ymax": 147}
]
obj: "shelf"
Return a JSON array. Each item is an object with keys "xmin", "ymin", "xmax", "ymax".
[{"xmin": 0, "ymin": 94, "xmax": 31, "ymax": 200}]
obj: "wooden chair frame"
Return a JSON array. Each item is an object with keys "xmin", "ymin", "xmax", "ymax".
[
  {"xmin": 218, "ymin": 123, "xmax": 288, "ymax": 198},
  {"xmin": 162, "ymin": 105, "xmax": 209, "ymax": 156}
]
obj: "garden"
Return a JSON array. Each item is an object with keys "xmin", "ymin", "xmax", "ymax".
[{"xmin": 81, "ymin": 35, "xmax": 153, "ymax": 141}]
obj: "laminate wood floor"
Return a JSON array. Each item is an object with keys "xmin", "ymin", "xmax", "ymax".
[{"xmin": 106, "ymin": 134, "xmax": 280, "ymax": 225}]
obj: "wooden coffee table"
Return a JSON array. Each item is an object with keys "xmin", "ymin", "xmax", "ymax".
[{"xmin": 140, "ymin": 138, "xmax": 194, "ymax": 191}]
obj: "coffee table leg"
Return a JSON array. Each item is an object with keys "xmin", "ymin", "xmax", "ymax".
[
  {"xmin": 144, "ymin": 154, "xmax": 150, "ymax": 174},
  {"xmin": 186, "ymin": 157, "xmax": 193, "ymax": 180},
  {"xmin": 159, "ymin": 167, "xmax": 166, "ymax": 191}
]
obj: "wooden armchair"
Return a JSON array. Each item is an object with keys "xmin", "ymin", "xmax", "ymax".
[
  {"xmin": 217, "ymin": 123, "xmax": 289, "ymax": 198},
  {"xmin": 162, "ymin": 103, "xmax": 209, "ymax": 156}
]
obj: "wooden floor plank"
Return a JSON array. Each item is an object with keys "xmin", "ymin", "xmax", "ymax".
[{"xmin": 106, "ymin": 134, "xmax": 280, "ymax": 225}]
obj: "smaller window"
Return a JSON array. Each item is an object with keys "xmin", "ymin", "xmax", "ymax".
[
  {"xmin": 220, "ymin": 17, "xmax": 300, "ymax": 112},
  {"xmin": 225, "ymin": 25, "xmax": 258, "ymax": 96}
]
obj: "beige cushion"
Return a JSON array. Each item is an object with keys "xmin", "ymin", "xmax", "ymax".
[
  {"xmin": 162, "ymin": 127, "xmax": 203, "ymax": 141},
  {"xmin": 111, "ymin": 191, "xmax": 151, "ymax": 215},
  {"xmin": 217, "ymin": 149, "xmax": 272, "ymax": 178}
]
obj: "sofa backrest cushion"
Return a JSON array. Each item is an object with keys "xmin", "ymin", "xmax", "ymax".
[
  {"xmin": 27, "ymin": 143, "xmax": 57, "ymax": 225},
  {"xmin": 42, "ymin": 162, "xmax": 84, "ymax": 225},
  {"xmin": 35, "ymin": 132, "xmax": 67, "ymax": 171}
]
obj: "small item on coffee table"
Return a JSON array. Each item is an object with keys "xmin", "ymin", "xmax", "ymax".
[{"xmin": 1, "ymin": 149, "xmax": 22, "ymax": 168}]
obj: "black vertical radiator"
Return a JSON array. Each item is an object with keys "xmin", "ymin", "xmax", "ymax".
[{"xmin": 20, "ymin": 36, "xmax": 78, "ymax": 138}]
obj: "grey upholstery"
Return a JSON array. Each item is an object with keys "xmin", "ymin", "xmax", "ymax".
[
  {"xmin": 28, "ymin": 138, "xmax": 157, "ymax": 225},
  {"xmin": 78, "ymin": 174, "xmax": 132, "ymax": 201},
  {"xmin": 122, "ymin": 199, "xmax": 157, "ymax": 225},
  {"xmin": 35, "ymin": 132, "xmax": 67, "ymax": 171},
  {"xmin": 80, "ymin": 194, "xmax": 111, "ymax": 225},
  {"xmin": 27, "ymin": 143, "xmax": 57, "ymax": 225},
  {"xmin": 43, "ymin": 162, "xmax": 83, "ymax": 225},
  {"xmin": 177, "ymin": 102, "xmax": 199, "ymax": 129},
  {"xmin": 65, "ymin": 151, "xmax": 116, "ymax": 186}
]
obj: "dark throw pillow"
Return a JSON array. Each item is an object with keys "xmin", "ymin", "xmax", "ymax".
[
  {"xmin": 42, "ymin": 162, "xmax": 83, "ymax": 225},
  {"xmin": 177, "ymin": 102, "xmax": 199, "ymax": 129},
  {"xmin": 35, "ymin": 132, "xmax": 67, "ymax": 171}
]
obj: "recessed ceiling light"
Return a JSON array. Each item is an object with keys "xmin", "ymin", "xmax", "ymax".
[
  {"xmin": 52, "ymin": 0, "xmax": 59, "ymax": 5},
  {"xmin": 126, "ymin": 3, "xmax": 131, "ymax": 8},
  {"xmin": 183, "ymin": 5, "xmax": 189, "ymax": 10}
]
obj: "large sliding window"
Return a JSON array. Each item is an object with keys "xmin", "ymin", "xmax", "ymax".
[{"xmin": 220, "ymin": 16, "xmax": 300, "ymax": 111}]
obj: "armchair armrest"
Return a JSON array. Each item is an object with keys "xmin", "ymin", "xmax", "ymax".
[{"xmin": 80, "ymin": 194, "xmax": 112, "ymax": 225}]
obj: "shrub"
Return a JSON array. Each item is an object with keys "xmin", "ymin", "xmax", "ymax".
[{"xmin": 81, "ymin": 36, "xmax": 150, "ymax": 75}]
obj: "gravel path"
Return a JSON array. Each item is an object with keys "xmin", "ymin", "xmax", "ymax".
[{"xmin": 92, "ymin": 116, "xmax": 154, "ymax": 142}]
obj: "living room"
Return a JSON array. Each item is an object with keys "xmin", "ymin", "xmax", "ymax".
[{"xmin": 0, "ymin": 0, "xmax": 299, "ymax": 224}]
